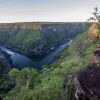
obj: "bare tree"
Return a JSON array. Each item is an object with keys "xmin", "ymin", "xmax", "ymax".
[
  {"xmin": 88, "ymin": 7, "xmax": 100, "ymax": 23},
  {"xmin": 88, "ymin": 7, "xmax": 100, "ymax": 37}
]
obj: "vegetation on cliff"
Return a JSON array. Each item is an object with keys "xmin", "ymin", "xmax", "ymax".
[
  {"xmin": 0, "ymin": 61, "xmax": 14, "ymax": 98},
  {"xmin": 75, "ymin": 7, "xmax": 100, "ymax": 100},
  {"xmin": 0, "ymin": 23, "xmax": 90, "ymax": 53},
  {"xmin": 1, "ymin": 23, "xmax": 99, "ymax": 100}
]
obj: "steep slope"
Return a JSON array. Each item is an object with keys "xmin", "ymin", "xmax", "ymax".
[
  {"xmin": 0, "ymin": 23, "xmax": 90, "ymax": 54},
  {"xmin": 75, "ymin": 44, "xmax": 100, "ymax": 100},
  {"xmin": 2, "ymin": 24, "xmax": 99, "ymax": 100},
  {"xmin": 75, "ymin": 25, "xmax": 100, "ymax": 100}
]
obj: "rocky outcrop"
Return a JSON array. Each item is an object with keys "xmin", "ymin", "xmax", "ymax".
[
  {"xmin": 75, "ymin": 23, "xmax": 100, "ymax": 100},
  {"xmin": 0, "ymin": 23, "xmax": 41, "ymax": 29},
  {"xmin": 75, "ymin": 66, "xmax": 100, "ymax": 100},
  {"xmin": 91, "ymin": 44, "xmax": 100, "ymax": 64},
  {"xmin": 75, "ymin": 44, "xmax": 100, "ymax": 100},
  {"xmin": 75, "ymin": 54, "xmax": 100, "ymax": 100}
]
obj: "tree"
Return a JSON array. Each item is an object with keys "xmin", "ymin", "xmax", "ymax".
[
  {"xmin": 9, "ymin": 68, "xmax": 38, "ymax": 87},
  {"xmin": 88, "ymin": 7, "xmax": 100, "ymax": 23},
  {"xmin": 88, "ymin": 7, "xmax": 100, "ymax": 37}
]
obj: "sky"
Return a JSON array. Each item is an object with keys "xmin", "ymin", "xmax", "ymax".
[{"xmin": 0, "ymin": 0, "xmax": 100, "ymax": 23}]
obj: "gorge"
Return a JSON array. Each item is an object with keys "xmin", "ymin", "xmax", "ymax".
[
  {"xmin": 0, "ymin": 39, "xmax": 72, "ymax": 70},
  {"xmin": 0, "ymin": 22, "xmax": 96, "ymax": 100},
  {"xmin": 0, "ymin": 22, "xmax": 90, "ymax": 70},
  {"xmin": 0, "ymin": 22, "xmax": 90, "ymax": 54}
]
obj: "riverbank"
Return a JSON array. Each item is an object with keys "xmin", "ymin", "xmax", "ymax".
[
  {"xmin": 0, "ymin": 39, "xmax": 73, "ymax": 71},
  {"xmin": 0, "ymin": 38, "xmax": 73, "ymax": 56},
  {"xmin": 37, "ymin": 38, "xmax": 73, "ymax": 56}
]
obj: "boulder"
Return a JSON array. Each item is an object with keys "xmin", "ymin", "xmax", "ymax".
[
  {"xmin": 91, "ymin": 44, "xmax": 100, "ymax": 64},
  {"xmin": 75, "ymin": 66, "xmax": 100, "ymax": 100}
]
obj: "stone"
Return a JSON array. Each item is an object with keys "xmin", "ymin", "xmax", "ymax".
[{"xmin": 75, "ymin": 66, "xmax": 100, "ymax": 100}]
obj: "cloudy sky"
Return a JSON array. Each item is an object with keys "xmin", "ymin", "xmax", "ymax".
[{"xmin": 0, "ymin": 0, "xmax": 100, "ymax": 23}]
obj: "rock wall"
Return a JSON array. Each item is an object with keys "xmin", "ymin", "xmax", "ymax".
[
  {"xmin": 0, "ymin": 23, "xmax": 90, "ymax": 54},
  {"xmin": 75, "ymin": 44, "xmax": 100, "ymax": 100}
]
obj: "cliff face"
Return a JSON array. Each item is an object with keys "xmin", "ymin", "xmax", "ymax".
[
  {"xmin": 75, "ymin": 24, "xmax": 100, "ymax": 100},
  {"xmin": 75, "ymin": 65, "xmax": 100, "ymax": 100},
  {"xmin": 75, "ymin": 44, "xmax": 100, "ymax": 100},
  {"xmin": 0, "ymin": 23, "xmax": 41, "ymax": 29},
  {"xmin": 41, "ymin": 24, "xmax": 88, "ymax": 35},
  {"xmin": 91, "ymin": 44, "xmax": 100, "ymax": 64},
  {"xmin": 0, "ymin": 23, "xmax": 90, "ymax": 54}
]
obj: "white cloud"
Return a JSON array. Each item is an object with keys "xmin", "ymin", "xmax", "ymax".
[{"xmin": 0, "ymin": 0, "xmax": 100, "ymax": 23}]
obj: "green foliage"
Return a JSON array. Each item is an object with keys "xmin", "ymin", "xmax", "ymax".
[
  {"xmin": 9, "ymin": 68, "xmax": 38, "ymax": 86},
  {"xmin": 3, "ymin": 29, "xmax": 98, "ymax": 100},
  {"xmin": 0, "ymin": 23, "xmax": 90, "ymax": 53},
  {"xmin": 0, "ymin": 61, "xmax": 15, "ymax": 97}
]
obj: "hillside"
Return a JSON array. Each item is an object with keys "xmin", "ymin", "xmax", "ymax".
[
  {"xmin": 0, "ymin": 23, "xmax": 90, "ymax": 54},
  {"xmin": 0, "ymin": 24, "xmax": 99, "ymax": 100},
  {"xmin": 75, "ymin": 44, "xmax": 100, "ymax": 100}
]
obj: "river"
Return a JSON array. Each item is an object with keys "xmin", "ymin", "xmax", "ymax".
[{"xmin": 0, "ymin": 39, "xmax": 73, "ymax": 70}]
